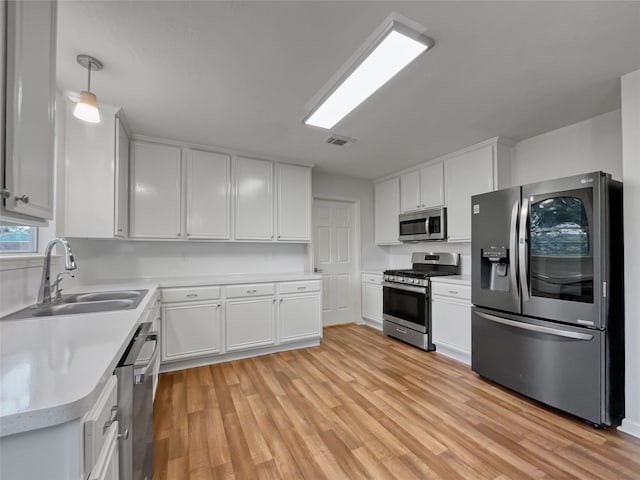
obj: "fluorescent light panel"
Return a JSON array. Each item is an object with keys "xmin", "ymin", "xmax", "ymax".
[{"xmin": 305, "ymin": 27, "xmax": 432, "ymax": 130}]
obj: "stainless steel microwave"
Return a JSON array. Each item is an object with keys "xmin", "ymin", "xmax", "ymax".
[{"xmin": 398, "ymin": 207, "xmax": 447, "ymax": 242}]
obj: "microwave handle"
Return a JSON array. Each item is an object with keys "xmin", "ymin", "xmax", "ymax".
[{"xmin": 425, "ymin": 216, "xmax": 431, "ymax": 235}]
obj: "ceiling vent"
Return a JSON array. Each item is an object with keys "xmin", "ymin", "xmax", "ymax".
[{"xmin": 325, "ymin": 134, "xmax": 356, "ymax": 147}]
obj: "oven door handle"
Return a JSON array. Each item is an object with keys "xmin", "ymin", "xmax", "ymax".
[
  {"xmin": 382, "ymin": 281, "xmax": 427, "ymax": 294},
  {"xmin": 134, "ymin": 332, "xmax": 159, "ymax": 384},
  {"xmin": 475, "ymin": 312, "xmax": 593, "ymax": 340}
]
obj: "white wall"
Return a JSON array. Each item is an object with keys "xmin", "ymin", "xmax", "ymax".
[
  {"xmin": 620, "ymin": 69, "xmax": 640, "ymax": 438},
  {"xmin": 62, "ymin": 240, "xmax": 307, "ymax": 286},
  {"xmin": 312, "ymin": 171, "xmax": 387, "ymax": 270},
  {"xmin": 512, "ymin": 109, "xmax": 622, "ymax": 185}
]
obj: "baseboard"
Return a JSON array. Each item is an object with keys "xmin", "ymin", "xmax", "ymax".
[
  {"xmin": 362, "ymin": 318, "xmax": 382, "ymax": 331},
  {"xmin": 619, "ymin": 418, "xmax": 640, "ymax": 439},
  {"xmin": 434, "ymin": 342, "xmax": 471, "ymax": 366},
  {"xmin": 160, "ymin": 338, "xmax": 320, "ymax": 373}
]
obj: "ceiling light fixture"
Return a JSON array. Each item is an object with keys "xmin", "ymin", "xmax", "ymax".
[
  {"xmin": 304, "ymin": 19, "xmax": 434, "ymax": 130},
  {"xmin": 73, "ymin": 54, "xmax": 103, "ymax": 124}
]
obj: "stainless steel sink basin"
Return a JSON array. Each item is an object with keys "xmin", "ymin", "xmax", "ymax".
[
  {"xmin": 1, "ymin": 289, "xmax": 148, "ymax": 320},
  {"xmin": 63, "ymin": 290, "xmax": 143, "ymax": 303},
  {"xmin": 32, "ymin": 299, "xmax": 135, "ymax": 316}
]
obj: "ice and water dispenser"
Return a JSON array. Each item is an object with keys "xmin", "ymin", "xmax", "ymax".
[{"xmin": 480, "ymin": 245, "xmax": 511, "ymax": 292}]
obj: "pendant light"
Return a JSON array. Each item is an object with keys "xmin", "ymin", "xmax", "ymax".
[{"xmin": 73, "ymin": 54, "xmax": 103, "ymax": 124}]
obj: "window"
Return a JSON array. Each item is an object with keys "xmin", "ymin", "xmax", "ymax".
[{"xmin": 0, "ymin": 225, "xmax": 38, "ymax": 253}]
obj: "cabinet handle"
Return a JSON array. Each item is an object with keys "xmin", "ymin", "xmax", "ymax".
[
  {"xmin": 279, "ymin": 298, "xmax": 283, "ymax": 304},
  {"xmin": 118, "ymin": 429, "xmax": 129, "ymax": 440},
  {"xmin": 216, "ymin": 304, "xmax": 221, "ymax": 309},
  {"xmin": 297, "ymin": 286, "xmax": 306, "ymax": 290},
  {"xmin": 449, "ymin": 290, "xmax": 459, "ymax": 295},
  {"xmin": 176, "ymin": 233, "xmax": 181, "ymax": 236},
  {"xmin": 15, "ymin": 194, "xmax": 29, "ymax": 204},
  {"xmin": 0, "ymin": 189, "xmax": 10, "ymax": 199},
  {"xmin": 117, "ymin": 228, "xmax": 123, "ymax": 233},
  {"xmin": 278, "ymin": 235, "xmax": 281, "ymax": 239},
  {"xmin": 186, "ymin": 293, "xmax": 198, "ymax": 298},
  {"xmin": 247, "ymin": 289, "xmax": 257, "ymax": 294}
]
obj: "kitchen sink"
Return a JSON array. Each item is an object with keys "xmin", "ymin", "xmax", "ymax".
[
  {"xmin": 62, "ymin": 290, "xmax": 143, "ymax": 303},
  {"xmin": 31, "ymin": 299, "xmax": 136, "ymax": 316},
  {"xmin": 1, "ymin": 289, "xmax": 148, "ymax": 320}
]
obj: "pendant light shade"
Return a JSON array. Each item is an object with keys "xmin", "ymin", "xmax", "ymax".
[
  {"xmin": 73, "ymin": 91, "xmax": 100, "ymax": 123},
  {"xmin": 73, "ymin": 54, "xmax": 103, "ymax": 124}
]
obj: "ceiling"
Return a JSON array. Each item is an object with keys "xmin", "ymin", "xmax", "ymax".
[{"xmin": 56, "ymin": 1, "xmax": 640, "ymax": 180}]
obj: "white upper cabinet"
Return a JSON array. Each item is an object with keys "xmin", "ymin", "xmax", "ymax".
[
  {"xmin": 374, "ymin": 177, "xmax": 401, "ymax": 245},
  {"xmin": 400, "ymin": 170, "xmax": 421, "ymax": 213},
  {"xmin": 115, "ymin": 118, "xmax": 129, "ymax": 237},
  {"xmin": 234, "ymin": 157, "xmax": 274, "ymax": 241},
  {"xmin": 1, "ymin": 0, "xmax": 57, "ymax": 223},
  {"xmin": 420, "ymin": 162, "xmax": 444, "ymax": 208},
  {"xmin": 400, "ymin": 162, "xmax": 444, "ymax": 213},
  {"xmin": 65, "ymin": 104, "xmax": 128, "ymax": 238},
  {"xmin": 277, "ymin": 163, "xmax": 311, "ymax": 241},
  {"xmin": 130, "ymin": 141, "xmax": 182, "ymax": 238},
  {"xmin": 444, "ymin": 141, "xmax": 512, "ymax": 242},
  {"xmin": 185, "ymin": 149, "xmax": 231, "ymax": 239}
]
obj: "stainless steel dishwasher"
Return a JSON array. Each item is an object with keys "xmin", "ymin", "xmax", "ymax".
[{"xmin": 116, "ymin": 322, "xmax": 159, "ymax": 480}]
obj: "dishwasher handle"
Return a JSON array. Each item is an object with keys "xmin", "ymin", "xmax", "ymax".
[{"xmin": 134, "ymin": 331, "xmax": 159, "ymax": 384}]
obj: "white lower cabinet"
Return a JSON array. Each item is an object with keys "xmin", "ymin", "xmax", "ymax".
[
  {"xmin": 225, "ymin": 297, "xmax": 276, "ymax": 351},
  {"xmin": 279, "ymin": 293, "xmax": 321, "ymax": 343},
  {"xmin": 361, "ymin": 273, "xmax": 383, "ymax": 327},
  {"xmin": 431, "ymin": 282, "xmax": 472, "ymax": 365},
  {"xmin": 88, "ymin": 421, "xmax": 119, "ymax": 480},
  {"xmin": 162, "ymin": 302, "xmax": 222, "ymax": 361}
]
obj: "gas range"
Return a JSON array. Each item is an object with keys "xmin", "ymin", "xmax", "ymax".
[{"xmin": 382, "ymin": 252, "xmax": 461, "ymax": 351}]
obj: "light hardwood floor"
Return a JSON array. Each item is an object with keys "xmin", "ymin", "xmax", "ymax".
[{"xmin": 153, "ymin": 324, "xmax": 640, "ymax": 479}]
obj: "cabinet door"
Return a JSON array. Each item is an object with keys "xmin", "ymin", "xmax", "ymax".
[
  {"xmin": 185, "ymin": 149, "xmax": 231, "ymax": 239},
  {"xmin": 88, "ymin": 421, "xmax": 119, "ymax": 480},
  {"xmin": 374, "ymin": 177, "xmax": 401, "ymax": 245},
  {"xmin": 361, "ymin": 284, "xmax": 382, "ymax": 324},
  {"xmin": 432, "ymin": 297, "xmax": 472, "ymax": 355},
  {"xmin": 162, "ymin": 302, "xmax": 222, "ymax": 361},
  {"xmin": 130, "ymin": 142, "xmax": 182, "ymax": 238},
  {"xmin": 3, "ymin": 0, "xmax": 56, "ymax": 220},
  {"xmin": 279, "ymin": 294, "xmax": 321, "ymax": 343},
  {"xmin": 420, "ymin": 162, "xmax": 444, "ymax": 208},
  {"xmin": 235, "ymin": 157, "xmax": 274, "ymax": 240},
  {"xmin": 277, "ymin": 164, "xmax": 311, "ymax": 241},
  {"xmin": 400, "ymin": 170, "xmax": 421, "ymax": 213},
  {"xmin": 64, "ymin": 103, "xmax": 117, "ymax": 237},
  {"xmin": 225, "ymin": 297, "xmax": 275, "ymax": 351},
  {"xmin": 114, "ymin": 117, "xmax": 129, "ymax": 237},
  {"xmin": 444, "ymin": 145, "xmax": 494, "ymax": 242}
]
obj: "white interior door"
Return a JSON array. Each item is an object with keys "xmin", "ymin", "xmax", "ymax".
[{"xmin": 313, "ymin": 199, "xmax": 356, "ymax": 326}]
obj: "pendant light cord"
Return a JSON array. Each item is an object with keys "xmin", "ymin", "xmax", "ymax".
[{"xmin": 87, "ymin": 61, "xmax": 92, "ymax": 92}]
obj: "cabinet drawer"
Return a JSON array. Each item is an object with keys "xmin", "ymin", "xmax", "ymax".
[
  {"xmin": 162, "ymin": 286, "xmax": 221, "ymax": 303},
  {"xmin": 226, "ymin": 283, "xmax": 275, "ymax": 298},
  {"xmin": 84, "ymin": 375, "xmax": 118, "ymax": 474},
  {"xmin": 362, "ymin": 273, "xmax": 383, "ymax": 286},
  {"xmin": 279, "ymin": 280, "xmax": 320, "ymax": 295},
  {"xmin": 431, "ymin": 282, "xmax": 471, "ymax": 301}
]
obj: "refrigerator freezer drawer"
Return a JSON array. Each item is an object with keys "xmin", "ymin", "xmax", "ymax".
[{"xmin": 471, "ymin": 308, "xmax": 611, "ymax": 425}]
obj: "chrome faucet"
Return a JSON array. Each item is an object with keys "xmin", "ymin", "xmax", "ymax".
[{"xmin": 37, "ymin": 238, "xmax": 77, "ymax": 306}]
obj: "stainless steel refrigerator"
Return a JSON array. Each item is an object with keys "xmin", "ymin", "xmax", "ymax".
[{"xmin": 471, "ymin": 171, "xmax": 624, "ymax": 427}]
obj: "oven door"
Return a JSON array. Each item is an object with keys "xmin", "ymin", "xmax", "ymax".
[{"xmin": 383, "ymin": 282, "xmax": 428, "ymax": 332}]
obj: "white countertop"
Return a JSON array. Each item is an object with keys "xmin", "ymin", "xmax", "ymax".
[
  {"xmin": 429, "ymin": 274, "xmax": 472, "ymax": 285},
  {"xmin": 361, "ymin": 269, "xmax": 385, "ymax": 276},
  {"xmin": 0, "ymin": 281, "xmax": 159, "ymax": 437},
  {"xmin": 153, "ymin": 272, "xmax": 322, "ymax": 288},
  {"xmin": 0, "ymin": 272, "xmax": 321, "ymax": 437}
]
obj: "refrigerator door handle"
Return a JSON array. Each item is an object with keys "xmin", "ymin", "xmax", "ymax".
[
  {"xmin": 509, "ymin": 200, "xmax": 519, "ymax": 301},
  {"xmin": 476, "ymin": 312, "xmax": 594, "ymax": 340},
  {"xmin": 519, "ymin": 197, "xmax": 530, "ymax": 301}
]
